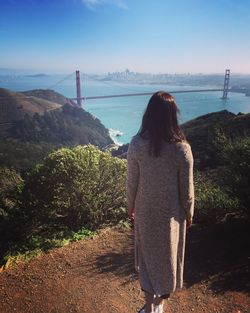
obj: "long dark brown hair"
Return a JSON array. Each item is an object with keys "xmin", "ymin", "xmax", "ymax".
[{"xmin": 138, "ymin": 91, "xmax": 185, "ymax": 156}]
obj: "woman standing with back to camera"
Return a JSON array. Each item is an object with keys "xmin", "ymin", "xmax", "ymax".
[{"xmin": 126, "ymin": 91, "xmax": 194, "ymax": 313}]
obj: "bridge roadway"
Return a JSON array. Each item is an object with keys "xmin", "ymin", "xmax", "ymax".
[{"xmin": 70, "ymin": 88, "xmax": 224, "ymax": 101}]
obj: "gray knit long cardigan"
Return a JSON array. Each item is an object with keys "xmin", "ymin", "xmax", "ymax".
[{"xmin": 126, "ymin": 135, "xmax": 194, "ymax": 296}]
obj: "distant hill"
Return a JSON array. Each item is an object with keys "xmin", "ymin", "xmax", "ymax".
[
  {"xmin": 0, "ymin": 88, "xmax": 61, "ymax": 127},
  {"xmin": 112, "ymin": 110, "xmax": 250, "ymax": 170},
  {"xmin": 24, "ymin": 74, "xmax": 49, "ymax": 78},
  {"xmin": 0, "ymin": 88, "xmax": 113, "ymax": 170},
  {"xmin": 22, "ymin": 89, "xmax": 76, "ymax": 106}
]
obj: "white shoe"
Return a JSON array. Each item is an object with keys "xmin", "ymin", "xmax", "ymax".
[
  {"xmin": 138, "ymin": 305, "xmax": 155, "ymax": 313},
  {"xmin": 154, "ymin": 303, "xmax": 163, "ymax": 313}
]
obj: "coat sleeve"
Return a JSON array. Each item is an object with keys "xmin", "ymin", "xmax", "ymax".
[
  {"xmin": 177, "ymin": 143, "xmax": 195, "ymax": 219},
  {"xmin": 126, "ymin": 141, "xmax": 140, "ymax": 210}
]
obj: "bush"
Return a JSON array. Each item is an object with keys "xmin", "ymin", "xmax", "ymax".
[
  {"xmin": 0, "ymin": 167, "xmax": 24, "ymax": 230},
  {"xmin": 0, "ymin": 167, "xmax": 23, "ymax": 215},
  {"xmin": 22, "ymin": 145, "xmax": 127, "ymax": 233},
  {"xmin": 215, "ymin": 135, "xmax": 250, "ymax": 215},
  {"xmin": 0, "ymin": 140, "xmax": 57, "ymax": 171},
  {"xmin": 194, "ymin": 171, "xmax": 239, "ymax": 224},
  {"xmin": 0, "ymin": 167, "xmax": 25, "ymax": 257}
]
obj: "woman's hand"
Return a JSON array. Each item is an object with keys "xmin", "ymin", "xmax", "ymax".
[
  {"xmin": 128, "ymin": 208, "xmax": 135, "ymax": 220},
  {"xmin": 186, "ymin": 217, "xmax": 192, "ymax": 229}
]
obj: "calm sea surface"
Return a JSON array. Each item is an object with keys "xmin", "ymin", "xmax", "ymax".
[{"xmin": 1, "ymin": 75, "xmax": 250, "ymax": 144}]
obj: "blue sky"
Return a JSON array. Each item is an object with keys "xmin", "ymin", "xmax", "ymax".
[{"xmin": 0, "ymin": 0, "xmax": 250, "ymax": 74}]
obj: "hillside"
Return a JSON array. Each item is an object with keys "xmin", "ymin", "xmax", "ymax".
[
  {"xmin": 7, "ymin": 104, "xmax": 113, "ymax": 146},
  {"xmin": 0, "ymin": 88, "xmax": 113, "ymax": 170},
  {"xmin": 181, "ymin": 110, "xmax": 250, "ymax": 169},
  {"xmin": 0, "ymin": 225, "xmax": 249, "ymax": 313},
  {"xmin": 113, "ymin": 110, "xmax": 250, "ymax": 170},
  {"xmin": 22, "ymin": 89, "xmax": 76, "ymax": 106},
  {"xmin": 0, "ymin": 88, "xmax": 61, "ymax": 125}
]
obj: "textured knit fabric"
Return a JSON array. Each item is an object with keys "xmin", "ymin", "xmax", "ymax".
[{"xmin": 126, "ymin": 135, "xmax": 194, "ymax": 296}]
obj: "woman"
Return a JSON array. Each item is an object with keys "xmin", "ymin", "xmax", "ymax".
[{"xmin": 126, "ymin": 91, "xmax": 194, "ymax": 313}]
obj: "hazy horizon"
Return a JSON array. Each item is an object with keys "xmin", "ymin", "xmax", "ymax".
[{"xmin": 1, "ymin": 67, "xmax": 250, "ymax": 77}]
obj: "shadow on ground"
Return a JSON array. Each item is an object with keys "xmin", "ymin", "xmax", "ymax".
[
  {"xmin": 93, "ymin": 237, "xmax": 137, "ymax": 285},
  {"xmin": 94, "ymin": 220, "xmax": 250, "ymax": 293},
  {"xmin": 185, "ymin": 219, "xmax": 250, "ymax": 294}
]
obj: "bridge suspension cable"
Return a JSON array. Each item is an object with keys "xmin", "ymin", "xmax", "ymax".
[
  {"xmin": 46, "ymin": 72, "xmax": 75, "ymax": 90},
  {"xmin": 71, "ymin": 88, "xmax": 224, "ymax": 101}
]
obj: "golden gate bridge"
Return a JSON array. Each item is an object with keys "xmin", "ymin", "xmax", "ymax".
[
  {"xmin": 69, "ymin": 69, "xmax": 231, "ymax": 107},
  {"xmin": 0, "ymin": 69, "xmax": 231, "ymax": 111}
]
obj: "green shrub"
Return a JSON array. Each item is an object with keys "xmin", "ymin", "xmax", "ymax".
[
  {"xmin": 1, "ymin": 227, "xmax": 97, "ymax": 269},
  {"xmin": 194, "ymin": 171, "xmax": 239, "ymax": 224},
  {"xmin": 0, "ymin": 167, "xmax": 25, "ymax": 260},
  {"xmin": 0, "ymin": 140, "xmax": 57, "ymax": 171},
  {"xmin": 0, "ymin": 167, "xmax": 24, "ymax": 234},
  {"xmin": 0, "ymin": 167, "xmax": 23, "ymax": 215},
  {"xmin": 22, "ymin": 145, "xmax": 127, "ymax": 233},
  {"xmin": 215, "ymin": 135, "xmax": 250, "ymax": 215}
]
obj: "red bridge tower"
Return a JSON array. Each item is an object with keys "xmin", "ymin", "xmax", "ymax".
[
  {"xmin": 76, "ymin": 70, "xmax": 82, "ymax": 107},
  {"xmin": 222, "ymin": 69, "xmax": 230, "ymax": 99}
]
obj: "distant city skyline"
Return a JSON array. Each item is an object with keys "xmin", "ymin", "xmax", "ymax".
[{"xmin": 1, "ymin": 0, "xmax": 250, "ymax": 74}]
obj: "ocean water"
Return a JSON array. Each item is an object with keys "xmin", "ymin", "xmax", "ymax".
[{"xmin": 1, "ymin": 75, "xmax": 250, "ymax": 144}]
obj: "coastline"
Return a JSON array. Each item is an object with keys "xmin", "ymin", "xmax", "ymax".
[{"xmin": 109, "ymin": 128, "xmax": 124, "ymax": 146}]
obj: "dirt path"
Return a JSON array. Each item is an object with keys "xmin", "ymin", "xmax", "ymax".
[{"xmin": 0, "ymin": 223, "xmax": 249, "ymax": 313}]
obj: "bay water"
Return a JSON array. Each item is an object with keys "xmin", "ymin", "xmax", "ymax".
[{"xmin": 1, "ymin": 75, "xmax": 250, "ymax": 145}]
